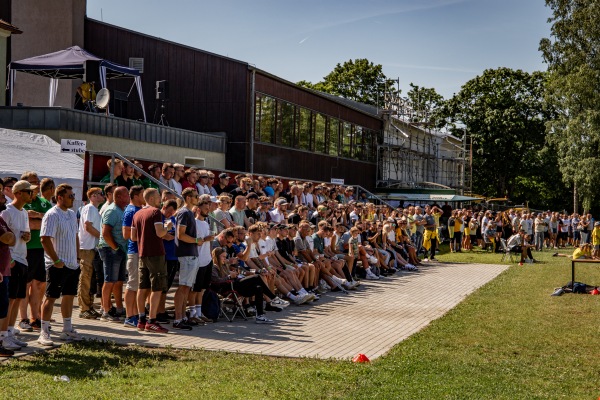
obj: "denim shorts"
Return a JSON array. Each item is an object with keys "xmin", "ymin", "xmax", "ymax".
[
  {"xmin": 178, "ymin": 256, "xmax": 199, "ymax": 287},
  {"xmin": 99, "ymin": 247, "xmax": 126, "ymax": 283}
]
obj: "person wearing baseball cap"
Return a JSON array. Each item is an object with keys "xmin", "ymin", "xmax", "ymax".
[
  {"xmin": 0, "ymin": 180, "xmax": 34, "ymax": 351},
  {"xmin": 270, "ymin": 198, "xmax": 288, "ymax": 223}
]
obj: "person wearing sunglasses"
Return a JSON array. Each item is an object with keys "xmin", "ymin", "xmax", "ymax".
[{"xmin": 0, "ymin": 180, "xmax": 34, "ymax": 351}]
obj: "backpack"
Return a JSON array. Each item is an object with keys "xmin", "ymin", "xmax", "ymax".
[
  {"xmin": 573, "ymin": 282, "xmax": 587, "ymax": 294},
  {"xmin": 201, "ymin": 289, "xmax": 221, "ymax": 321}
]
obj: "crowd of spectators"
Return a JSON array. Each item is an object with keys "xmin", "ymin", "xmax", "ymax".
[{"xmin": 1, "ymin": 158, "xmax": 595, "ymax": 357}]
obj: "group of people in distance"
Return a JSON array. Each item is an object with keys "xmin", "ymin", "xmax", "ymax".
[{"xmin": 443, "ymin": 207, "xmax": 600, "ymax": 265}]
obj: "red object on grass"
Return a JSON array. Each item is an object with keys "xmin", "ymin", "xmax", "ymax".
[
  {"xmin": 591, "ymin": 288, "xmax": 600, "ymax": 295},
  {"xmin": 352, "ymin": 353, "xmax": 370, "ymax": 363}
]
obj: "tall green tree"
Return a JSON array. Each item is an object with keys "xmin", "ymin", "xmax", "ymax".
[
  {"xmin": 406, "ymin": 83, "xmax": 444, "ymax": 125},
  {"xmin": 441, "ymin": 68, "xmax": 562, "ymax": 206},
  {"xmin": 539, "ymin": 0, "xmax": 600, "ymax": 212},
  {"xmin": 297, "ymin": 58, "xmax": 396, "ymax": 107}
]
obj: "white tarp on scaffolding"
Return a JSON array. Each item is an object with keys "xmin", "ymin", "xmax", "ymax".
[{"xmin": 0, "ymin": 129, "xmax": 84, "ymax": 201}]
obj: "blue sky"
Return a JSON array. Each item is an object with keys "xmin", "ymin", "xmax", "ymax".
[{"xmin": 86, "ymin": 0, "xmax": 552, "ymax": 99}]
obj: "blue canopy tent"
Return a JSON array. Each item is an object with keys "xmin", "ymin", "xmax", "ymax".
[{"xmin": 8, "ymin": 46, "xmax": 147, "ymax": 121}]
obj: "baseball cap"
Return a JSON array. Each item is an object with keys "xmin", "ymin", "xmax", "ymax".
[
  {"xmin": 219, "ymin": 173, "xmax": 229, "ymax": 179},
  {"xmin": 275, "ymin": 198, "xmax": 288, "ymax": 206},
  {"xmin": 12, "ymin": 180, "xmax": 37, "ymax": 193},
  {"xmin": 246, "ymin": 192, "xmax": 259, "ymax": 200},
  {"xmin": 209, "ymin": 196, "xmax": 218, "ymax": 203}
]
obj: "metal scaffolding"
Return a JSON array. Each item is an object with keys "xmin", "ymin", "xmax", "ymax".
[{"xmin": 376, "ymin": 92, "xmax": 471, "ymax": 194}]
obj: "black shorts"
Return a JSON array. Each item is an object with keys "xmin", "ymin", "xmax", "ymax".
[
  {"xmin": 8, "ymin": 261, "xmax": 27, "ymax": 299},
  {"xmin": 544, "ymin": 231, "xmax": 550, "ymax": 238},
  {"xmin": 164, "ymin": 259, "xmax": 180, "ymax": 293},
  {"xmin": 0, "ymin": 278, "xmax": 9, "ymax": 319},
  {"xmin": 46, "ymin": 266, "xmax": 80, "ymax": 299},
  {"xmin": 192, "ymin": 261, "xmax": 213, "ymax": 292},
  {"xmin": 27, "ymin": 248, "xmax": 46, "ymax": 283}
]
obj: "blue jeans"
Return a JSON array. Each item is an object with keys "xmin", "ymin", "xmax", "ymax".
[{"xmin": 99, "ymin": 247, "xmax": 126, "ymax": 283}]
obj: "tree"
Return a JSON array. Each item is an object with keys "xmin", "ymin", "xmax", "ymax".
[
  {"xmin": 405, "ymin": 83, "xmax": 444, "ymax": 125},
  {"xmin": 539, "ymin": 0, "xmax": 600, "ymax": 212},
  {"xmin": 440, "ymin": 68, "xmax": 562, "ymax": 205},
  {"xmin": 297, "ymin": 58, "xmax": 397, "ymax": 107}
]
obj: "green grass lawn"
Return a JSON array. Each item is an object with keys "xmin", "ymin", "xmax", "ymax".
[{"xmin": 3, "ymin": 245, "xmax": 600, "ymax": 399}]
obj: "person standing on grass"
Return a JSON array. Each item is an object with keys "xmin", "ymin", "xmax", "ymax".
[
  {"xmin": 98, "ymin": 186, "xmax": 129, "ymax": 322},
  {"xmin": 77, "ymin": 187, "xmax": 104, "ymax": 320},
  {"xmin": 0, "ymin": 180, "xmax": 32, "ymax": 346},
  {"xmin": 173, "ymin": 188, "xmax": 201, "ymax": 329},
  {"xmin": 20, "ymin": 171, "xmax": 49, "ymax": 333},
  {"xmin": 38, "ymin": 184, "xmax": 82, "ymax": 346},
  {"xmin": 121, "ymin": 185, "xmax": 145, "ymax": 328},
  {"xmin": 131, "ymin": 188, "xmax": 170, "ymax": 333},
  {"xmin": 0, "ymin": 183, "xmax": 18, "ymax": 356}
]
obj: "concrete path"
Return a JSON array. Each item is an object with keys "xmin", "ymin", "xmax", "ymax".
[{"xmin": 5, "ymin": 262, "xmax": 508, "ymax": 361}]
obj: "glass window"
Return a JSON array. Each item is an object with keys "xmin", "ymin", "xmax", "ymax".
[
  {"xmin": 342, "ymin": 123, "xmax": 352, "ymax": 158},
  {"xmin": 314, "ymin": 113, "xmax": 326, "ymax": 153},
  {"xmin": 297, "ymin": 107, "xmax": 311, "ymax": 150},
  {"xmin": 354, "ymin": 126, "xmax": 363, "ymax": 159},
  {"xmin": 254, "ymin": 94, "xmax": 262, "ymax": 140},
  {"xmin": 258, "ymin": 95, "xmax": 275, "ymax": 143},
  {"xmin": 279, "ymin": 101, "xmax": 295, "ymax": 147},
  {"xmin": 328, "ymin": 118, "xmax": 340, "ymax": 156}
]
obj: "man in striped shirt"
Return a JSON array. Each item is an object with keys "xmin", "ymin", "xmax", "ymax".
[{"xmin": 38, "ymin": 184, "xmax": 82, "ymax": 346}]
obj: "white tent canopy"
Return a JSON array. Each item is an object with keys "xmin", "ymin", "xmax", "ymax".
[{"xmin": 0, "ymin": 129, "xmax": 84, "ymax": 204}]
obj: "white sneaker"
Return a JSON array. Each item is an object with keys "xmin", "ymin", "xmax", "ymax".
[
  {"xmin": 59, "ymin": 329, "xmax": 83, "ymax": 342},
  {"xmin": 270, "ymin": 297, "xmax": 290, "ymax": 308},
  {"xmin": 8, "ymin": 335, "xmax": 27, "ymax": 347},
  {"xmin": 37, "ymin": 331, "xmax": 54, "ymax": 346},
  {"xmin": 2, "ymin": 335, "xmax": 22, "ymax": 350},
  {"xmin": 352, "ymin": 280, "xmax": 361, "ymax": 288},
  {"xmin": 405, "ymin": 264, "xmax": 418, "ymax": 271},
  {"xmin": 8, "ymin": 326, "xmax": 21, "ymax": 336},
  {"xmin": 255, "ymin": 315, "xmax": 274, "ymax": 324},
  {"xmin": 366, "ymin": 271, "xmax": 380, "ymax": 280},
  {"xmin": 423, "ymin": 258, "xmax": 429, "ymax": 262},
  {"xmin": 302, "ymin": 293, "xmax": 316, "ymax": 303}
]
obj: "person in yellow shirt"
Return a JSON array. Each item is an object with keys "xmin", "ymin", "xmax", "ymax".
[
  {"xmin": 592, "ymin": 222, "xmax": 600, "ymax": 258},
  {"xmin": 76, "ymin": 81, "xmax": 96, "ymax": 111},
  {"xmin": 554, "ymin": 243, "xmax": 593, "ymax": 259}
]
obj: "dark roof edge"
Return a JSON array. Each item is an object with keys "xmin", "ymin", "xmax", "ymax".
[{"xmin": 0, "ymin": 19, "xmax": 22, "ymax": 34}]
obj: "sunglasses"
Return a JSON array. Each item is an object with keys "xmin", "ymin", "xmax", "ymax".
[
  {"xmin": 198, "ymin": 202, "xmax": 210, "ymax": 206},
  {"xmin": 20, "ymin": 189, "xmax": 33, "ymax": 195},
  {"xmin": 199, "ymin": 176, "xmax": 209, "ymax": 179}
]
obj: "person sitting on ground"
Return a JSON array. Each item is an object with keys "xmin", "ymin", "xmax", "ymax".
[{"xmin": 554, "ymin": 243, "xmax": 594, "ymax": 259}]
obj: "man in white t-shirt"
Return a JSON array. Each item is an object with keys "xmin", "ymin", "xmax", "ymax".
[
  {"xmin": 188, "ymin": 197, "xmax": 215, "ymax": 326},
  {"xmin": 269, "ymin": 199, "xmax": 287, "ymax": 223},
  {"xmin": 77, "ymin": 187, "xmax": 104, "ymax": 319},
  {"xmin": 171, "ymin": 164, "xmax": 184, "ymax": 195},
  {"xmin": 0, "ymin": 180, "xmax": 32, "ymax": 348}
]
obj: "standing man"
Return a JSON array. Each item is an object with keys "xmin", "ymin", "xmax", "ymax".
[
  {"xmin": 173, "ymin": 188, "xmax": 201, "ymax": 329},
  {"xmin": 171, "ymin": 163, "xmax": 185, "ymax": 195},
  {"xmin": 77, "ymin": 187, "xmax": 104, "ymax": 320},
  {"xmin": 21, "ymin": 172, "xmax": 50, "ymax": 331},
  {"xmin": 121, "ymin": 185, "xmax": 145, "ymax": 327},
  {"xmin": 98, "ymin": 187, "xmax": 129, "ymax": 322},
  {"xmin": 0, "ymin": 180, "xmax": 32, "ymax": 344},
  {"xmin": 0, "ymin": 180, "xmax": 18, "ymax": 355},
  {"xmin": 131, "ymin": 189, "xmax": 170, "ymax": 333},
  {"xmin": 38, "ymin": 184, "xmax": 82, "ymax": 346}
]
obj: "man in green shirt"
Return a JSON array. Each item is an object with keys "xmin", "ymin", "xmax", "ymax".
[
  {"xmin": 21, "ymin": 172, "xmax": 52, "ymax": 331},
  {"xmin": 141, "ymin": 164, "xmax": 161, "ymax": 190},
  {"xmin": 99, "ymin": 159, "xmax": 124, "ymax": 186}
]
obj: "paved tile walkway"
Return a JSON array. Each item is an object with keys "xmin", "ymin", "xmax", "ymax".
[{"xmin": 6, "ymin": 262, "xmax": 508, "ymax": 360}]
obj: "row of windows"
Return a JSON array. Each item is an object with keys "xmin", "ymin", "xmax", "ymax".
[{"xmin": 254, "ymin": 93, "xmax": 380, "ymax": 162}]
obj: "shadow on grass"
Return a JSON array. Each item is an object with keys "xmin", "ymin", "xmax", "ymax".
[{"xmin": 5, "ymin": 339, "xmax": 178, "ymax": 380}]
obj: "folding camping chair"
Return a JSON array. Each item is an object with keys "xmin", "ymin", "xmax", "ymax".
[
  {"xmin": 213, "ymin": 280, "xmax": 248, "ymax": 322},
  {"xmin": 500, "ymin": 238, "xmax": 515, "ymax": 263}
]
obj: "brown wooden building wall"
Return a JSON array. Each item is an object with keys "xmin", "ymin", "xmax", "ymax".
[
  {"xmin": 83, "ymin": 19, "xmax": 381, "ymax": 189},
  {"xmin": 84, "ymin": 19, "xmax": 250, "ymax": 171}
]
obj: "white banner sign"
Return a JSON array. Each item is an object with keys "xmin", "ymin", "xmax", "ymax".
[
  {"xmin": 60, "ymin": 139, "xmax": 86, "ymax": 154},
  {"xmin": 330, "ymin": 178, "xmax": 345, "ymax": 185}
]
